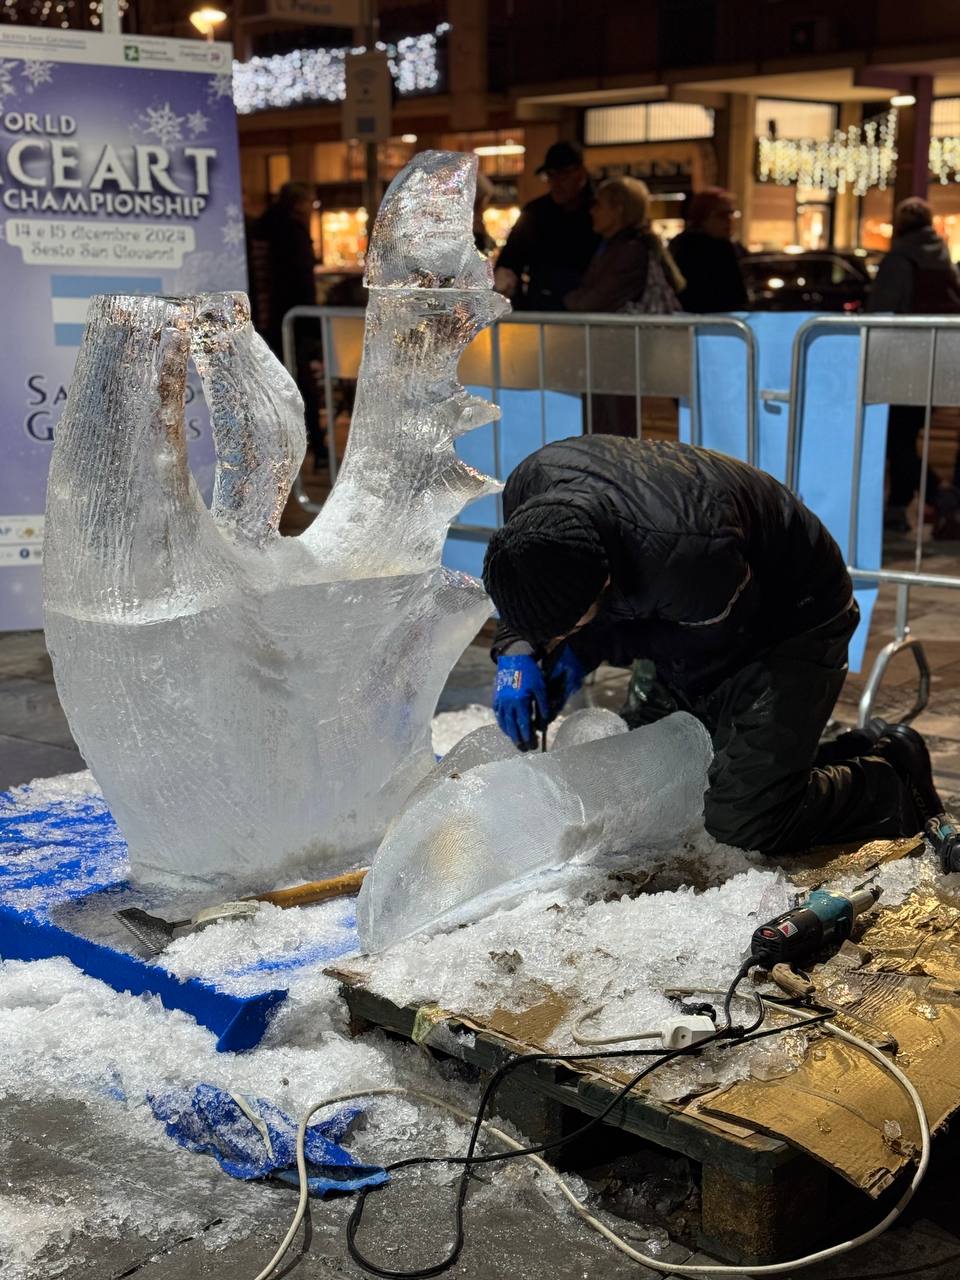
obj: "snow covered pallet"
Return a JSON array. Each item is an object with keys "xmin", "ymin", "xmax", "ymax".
[
  {"xmin": 330, "ymin": 968, "xmax": 822, "ymax": 1265},
  {"xmin": 330, "ymin": 835, "xmax": 960, "ymax": 1266}
]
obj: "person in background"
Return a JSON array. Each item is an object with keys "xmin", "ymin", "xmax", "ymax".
[
  {"xmin": 867, "ymin": 197, "xmax": 960, "ymax": 535},
  {"xmin": 564, "ymin": 177, "xmax": 684, "ymax": 436},
  {"xmin": 494, "ymin": 141, "xmax": 599, "ymax": 310},
  {"xmin": 473, "ymin": 171, "xmax": 497, "ymax": 257},
  {"xmin": 251, "ymin": 183, "xmax": 325, "ymax": 468},
  {"xmin": 252, "ymin": 182, "xmax": 318, "ymax": 354},
  {"xmin": 563, "ymin": 176, "xmax": 684, "ymax": 314},
  {"xmin": 481, "ymin": 435, "xmax": 942, "ymax": 856},
  {"xmin": 669, "ymin": 188, "xmax": 748, "ymax": 313}
]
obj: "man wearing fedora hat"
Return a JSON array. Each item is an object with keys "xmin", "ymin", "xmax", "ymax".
[{"xmin": 494, "ymin": 141, "xmax": 599, "ymax": 310}]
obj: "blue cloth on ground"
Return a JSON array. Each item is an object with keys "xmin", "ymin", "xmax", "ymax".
[{"xmin": 148, "ymin": 1083, "xmax": 388, "ymax": 1195}]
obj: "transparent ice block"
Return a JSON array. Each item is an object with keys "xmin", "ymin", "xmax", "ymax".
[
  {"xmin": 44, "ymin": 151, "xmax": 506, "ymax": 884},
  {"xmin": 356, "ymin": 711, "xmax": 713, "ymax": 951}
]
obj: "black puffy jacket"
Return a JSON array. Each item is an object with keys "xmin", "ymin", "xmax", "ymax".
[{"xmin": 492, "ymin": 437, "xmax": 852, "ymax": 697}]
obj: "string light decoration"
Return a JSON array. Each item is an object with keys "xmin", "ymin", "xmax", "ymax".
[
  {"xmin": 232, "ymin": 23, "xmax": 448, "ymax": 115},
  {"xmin": 0, "ymin": 0, "xmax": 129, "ymax": 27},
  {"xmin": 930, "ymin": 137, "xmax": 960, "ymax": 183},
  {"xmin": 757, "ymin": 108, "xmax": 898, "ymax": 195}
]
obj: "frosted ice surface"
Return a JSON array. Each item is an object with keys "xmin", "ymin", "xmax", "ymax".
[
  {"xmin": 44, "ymin": 151, "xmax": 504, "ymax": 884},
  {"xmin": 432, "ymin": 723, "xmax": 516, "ymax": 773},
  {"xmin": 431, "ymin": 704, "xmax": 497, "ymax": 756},
  {"xmin": 550, "ymin": 707, "xmax": 628, "ymax": 750},
  {"xmin": 357, "ymin": 711, "xmax": 713, "ymax": 951}
]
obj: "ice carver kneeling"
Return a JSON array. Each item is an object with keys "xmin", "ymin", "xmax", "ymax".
[{"xmin": 482, "ymin": 436, "xmax": 941, "ymax": 855}]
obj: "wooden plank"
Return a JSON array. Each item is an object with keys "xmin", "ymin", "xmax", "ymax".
[{"xmin": 338, "ymin": 982, "xmax": 793, "ymax": 1180}]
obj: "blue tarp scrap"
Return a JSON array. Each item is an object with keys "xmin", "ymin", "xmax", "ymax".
[
  {"xmin": 148, "ymin": 1083, "xmax": 388, "ymax": 1196},
  {"xmin": 0, "ymin": 785, "xmax": 289, "ymax": 1053}
]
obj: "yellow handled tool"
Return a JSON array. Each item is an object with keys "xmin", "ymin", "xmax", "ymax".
[{"xmin": 115, "ymin": 868, "xmax": 369, "ymax": 955}]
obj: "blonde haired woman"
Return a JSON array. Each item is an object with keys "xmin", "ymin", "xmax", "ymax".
[{"xmin": 564, "ymin": 176, "xmax": 684, "ymax": 314}]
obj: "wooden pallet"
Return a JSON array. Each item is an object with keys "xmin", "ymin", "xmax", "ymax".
[{"xmin": 333, "ymin": 974, "xmax": 835, "ymax": 1265}]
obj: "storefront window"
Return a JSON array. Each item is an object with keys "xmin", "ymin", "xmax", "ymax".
[
  {"xmin": 482, "ymin": 205, "xmax": 521, "ymax": 248},
  {"xmin": 320, "ymin": 209, "xmax": 368, "ymax": 268},
  {"xmin": 931, "ymin": 99, "xmax": 960, "ymax": 260},
  {"xmin": 753, "ymin": 99, "xmax": 837, "ymax": 251},
  {"xmin": 796, "ymin": 188, "xmax": 831, "ymax": 250}
]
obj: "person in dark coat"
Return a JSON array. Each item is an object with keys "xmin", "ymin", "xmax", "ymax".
[
  {"xmin": 252, "ymin": 182, "xmax": 318, "ymax": 354},
  {"xmin": 563, "ymin": 176, "xmax": 683, "ymax": 314},
  {"xmin": 251, "ymin": 182, "xmax": 324, "ymax": 466},
  {"xmin": 494, "ymin": 141, "xmax": 599, "ymax": 311},
  {"xmin": 482, "ymin": 436, "xmax": 941, "ymax": 857},
  {"xmin": 564, "ymin": 177, "xmax": 683, "ymax": 436},
  {"xmin": 669, "ymin": 188, "xmax": 748, "ymax": 313},
  {"xmin": 473, "ymin": 171, "xmax": 497, "ymax": 257},
  {"xmin": 867, "ymin": 198, "xmax": 960, "ymax": 533}
]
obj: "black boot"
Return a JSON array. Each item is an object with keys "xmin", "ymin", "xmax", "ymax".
[{"xmin": 874, "ymin": 723, "xmax": 943, "ymax": 825}]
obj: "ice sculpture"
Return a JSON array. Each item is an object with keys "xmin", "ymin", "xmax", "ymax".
[
  {"xmin": 356, "ymin": 710, "xmax": 713, "ymax": 951},
  {"xmin": 550, "ymin": 706, "xmax": 629, "ymax": 750},
  {"xmin": 44, "ymin": 151, "xmax": 507, "ymax": 885}
]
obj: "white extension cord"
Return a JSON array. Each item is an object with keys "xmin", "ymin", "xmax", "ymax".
[
  {"xmin": 573, "ymin": 1007, "xmax": 718, "ymax": 1049},
  {"xmin": 251, "ymin": 1013, "xmax": 930, "ymax": 1280}
]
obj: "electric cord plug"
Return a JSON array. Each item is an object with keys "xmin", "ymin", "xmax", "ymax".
[{"xmin": 572, "ymin": 1007, "xmax": 720, "ymax": 1048}]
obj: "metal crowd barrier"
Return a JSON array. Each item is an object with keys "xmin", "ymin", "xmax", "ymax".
[
  {"xmin": 784, "ymin": 314, "xmax": 960, "ymax": 726},
  {"xmin": 281, "ymin": 306, "xmax": 758, "ymax": 528}
]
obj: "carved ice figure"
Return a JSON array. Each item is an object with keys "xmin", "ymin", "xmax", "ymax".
[
  {"xmin": 44, "ymin": 151, "xmax": 507, "ymax": 884},
  {"xmin": 356, "ymin": 711, "xmax": 714, "ymax": 952}
]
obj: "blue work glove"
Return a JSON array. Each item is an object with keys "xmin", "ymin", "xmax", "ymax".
[
  {"xmin": 545, "ymin": 643, "xmax": 585, "ymax": 717},
  {"xmin": 493, "ymin": 654, "xmax": 549, "ymax": 751}
]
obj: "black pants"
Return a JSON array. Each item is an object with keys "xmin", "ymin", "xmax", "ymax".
[
  {"xmin": 624, "ymin": 606, "xmax": 918, "ymax": 856},
  {"xmin": 887, "ymin": 405, "xmax": 939, "ymax": 507}
]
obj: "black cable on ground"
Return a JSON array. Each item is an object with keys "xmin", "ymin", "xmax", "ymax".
[{"xmin": 346, "ymin": 962, "xmax": 824, "ymax": 1279}]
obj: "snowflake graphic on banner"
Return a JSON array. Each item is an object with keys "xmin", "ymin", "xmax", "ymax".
[
  {"xmin": 225, "ymin": 203, "xmax": 240, "ymax": 221},
  {"xmin": 222, "ymin": 217, "xmax": 245, "ymax": 249},
  {"xmin": 139, "ymin": 102, "xmax": 185, "ymax": 147},
  {"xmin": 208, "ymin": 70, "xmax": 233, "ymax": 102},
  {"xmin": 21, "ymin": 60, "xmax": 54, "ymax": 93},
  {"xmin": 186, "ymin": 109, "xmax": 209, "ymax": 137},
  {"xmin": 0, "ymin": 59, "xmax": 19, "ymax": 101}
]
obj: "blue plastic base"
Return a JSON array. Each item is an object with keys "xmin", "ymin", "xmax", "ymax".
[{"xmin": 0, "ymin": 781, "xmax": 286, "ymax": 1052}]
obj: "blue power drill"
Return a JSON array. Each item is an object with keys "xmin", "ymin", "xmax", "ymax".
[
  {"xmin": 751, "ymin": 886, "xmax": 881, "ymax": 970},
  {"xmin": 925, "ymin": 814, "xmax": 960, "ymax": 873}
]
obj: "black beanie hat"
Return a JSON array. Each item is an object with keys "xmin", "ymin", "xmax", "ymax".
[{"xmin": 482, "ymin": 498, "xmax": 609, "ymax": 644}]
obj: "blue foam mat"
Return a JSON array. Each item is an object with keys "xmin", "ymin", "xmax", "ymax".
[{"xmin": 0, "ymin": 783, "xmax": 290, "ymax": 1052}]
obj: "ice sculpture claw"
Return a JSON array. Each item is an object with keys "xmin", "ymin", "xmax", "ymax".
[{"xmin": 45, "ymin": 152, "xmax": 500, "ymax": 885}]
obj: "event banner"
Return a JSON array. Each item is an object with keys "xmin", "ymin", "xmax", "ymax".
[{"xmin": 0, "ymin": 26, "xmax": 246, "ymax": 630}]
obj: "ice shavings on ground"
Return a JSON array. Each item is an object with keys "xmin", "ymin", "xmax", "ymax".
[
  {"xmin": 0, "ymin": 771, "xmax": 125, "ymax": 917},
  {"xmin": 0, "ymin": 953, "xmax": 476, "ymax": 1279},
  {"xmin": 160, "ymin": 897, "xmax": 359, "ymax": 997},
  {"xmin": 361, "ymin": 845, "xmax": 929, "ymax": 1102},
  {"xmin": 0, "ymin": 752, "xmax": 935, "ymax": 1277}
]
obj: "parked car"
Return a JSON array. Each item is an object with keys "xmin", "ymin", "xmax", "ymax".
[{"xmin": 741, "ymin": 251, "xmax": 873, "ymax": 311}]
